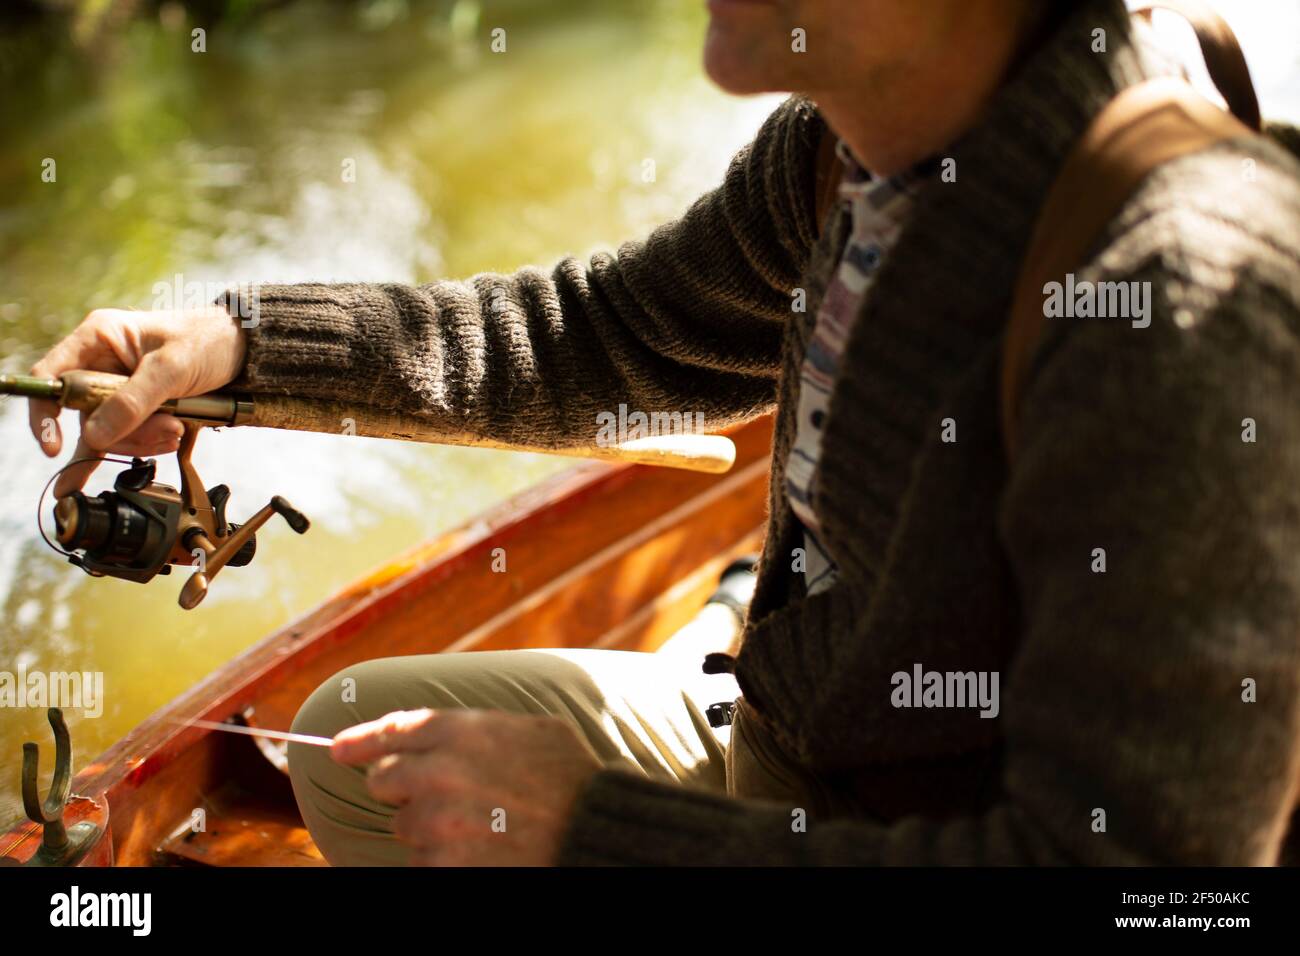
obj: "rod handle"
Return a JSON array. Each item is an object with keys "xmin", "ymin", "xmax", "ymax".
[
  {"xmin": 52, "ymin": 371, "xmax": 736, "ymax": 474},
  {"xmin": 246, "ymin": 394, "xmax": 736, "ymax": 474}
]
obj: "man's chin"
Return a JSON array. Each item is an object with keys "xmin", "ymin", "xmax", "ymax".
[{"xmin": 703, "ymin": 29, "xmax": 786, "ymax": 95}]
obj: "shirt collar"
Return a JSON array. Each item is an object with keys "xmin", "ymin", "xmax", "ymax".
[{"xmin": 834, "ymin": 139, "xmax": 939, "ymax": 208}]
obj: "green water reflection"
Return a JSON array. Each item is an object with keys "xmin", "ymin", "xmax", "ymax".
[{"xmin": 0, "ymin": 0, "xmax": 780, "ymax": 827}]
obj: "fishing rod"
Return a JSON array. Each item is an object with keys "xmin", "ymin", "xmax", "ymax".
[
  {"xmin": 1, "ymin": 369, "xmax": 737, "ymax": 609},
  {"xmin": 1, "ymin": 370, "xmax": 737, "ymax": 472}
]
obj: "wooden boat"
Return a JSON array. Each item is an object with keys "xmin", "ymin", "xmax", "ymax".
[{"xmin": 0, "ymin": 417, "xmax": 773, "ymax": 867}]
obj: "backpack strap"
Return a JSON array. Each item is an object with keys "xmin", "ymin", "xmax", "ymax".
[
  {"xmin": 1133, "ymin": 0, "xmax": 1262, "ymax": 132},
  {"xmin": 1000, "ymin": 2, "xmax": 1261, "ymax": 462}
]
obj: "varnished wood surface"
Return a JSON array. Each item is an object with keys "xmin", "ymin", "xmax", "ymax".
[{"xmin": 0, "ymin": 417, "xmax": 773, "ymax": 866}]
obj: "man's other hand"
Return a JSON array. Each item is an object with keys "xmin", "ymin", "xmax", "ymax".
[{"xmin": 331, "ymin": 708, "xmax": 602, "ymax": 866}]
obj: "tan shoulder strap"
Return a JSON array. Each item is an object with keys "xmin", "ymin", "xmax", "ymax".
[
  {"xmin": 1000, "ymin": 1, "xmax": 1260, "ymax": 461},
  {"xmin": 1134, "ymin": 0, "xmax": 1262, "ymax": 133}
]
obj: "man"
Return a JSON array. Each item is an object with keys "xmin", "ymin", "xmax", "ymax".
[{"xmin": 28, "ymin": 0, "xmax": 1300, "ymax": 865}]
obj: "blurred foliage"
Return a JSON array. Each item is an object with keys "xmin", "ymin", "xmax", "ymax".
[
  {"xmin": 0, "ymin": 0, "xmax": 697, "ymax": 368},
  {"xmin": 4, "ymin": 0, "xmax": 628, "ymax": 37}
]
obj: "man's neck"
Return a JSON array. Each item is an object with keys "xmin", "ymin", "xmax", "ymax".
[{"xmin": 811, "ymin": 5, "xmax": 1054, "ymax": 178}]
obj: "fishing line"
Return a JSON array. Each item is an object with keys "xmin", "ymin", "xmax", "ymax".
[{"xmin": 167, "ymin": 717, "xmax": 333, "ymax": 748}]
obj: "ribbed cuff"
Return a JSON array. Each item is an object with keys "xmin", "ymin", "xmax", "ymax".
[{"xmin": 216, "ymin": 283, "xmax": 377, "ymax": 396}]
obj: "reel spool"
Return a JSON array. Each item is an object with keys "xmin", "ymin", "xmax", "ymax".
[{"xmin": 40, "ymin": 422, "xmax": 309, "ymax": 609}]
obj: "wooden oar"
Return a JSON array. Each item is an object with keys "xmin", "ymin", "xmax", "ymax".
[{"xmin": 2, "ymin": 370, "xmax": 736, "ymax": 474}]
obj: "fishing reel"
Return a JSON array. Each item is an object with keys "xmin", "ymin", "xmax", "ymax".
[{"xmin": 42, "ymin": 421, "xmax": 309, "ymax": 609}]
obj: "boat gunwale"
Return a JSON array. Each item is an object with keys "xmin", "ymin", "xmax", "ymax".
[
  {"xmin": 63, "ymin": 457, "xmax": 623, "ymax": 801},
  {"xmin": 2, "ymin": 417, "xmax": 774, "ymax": 861}
]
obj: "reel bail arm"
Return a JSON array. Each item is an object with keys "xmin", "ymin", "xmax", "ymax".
[{"xmin": 173, "ymin": 422, "xmax": 310, "ymax": 609}]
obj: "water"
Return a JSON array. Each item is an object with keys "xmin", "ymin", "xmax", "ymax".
[
  {"xmin": 2, "ymin": 0, "xmax": 1296, "ymax": 836},
  {"xmin": 0, "ymin": 0, "xmax": 780, "ymax": 827}
]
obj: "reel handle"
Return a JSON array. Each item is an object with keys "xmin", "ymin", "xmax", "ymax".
[{"xmin": 179, "ymin": 495, "xmax": 311, "ymax": 610}]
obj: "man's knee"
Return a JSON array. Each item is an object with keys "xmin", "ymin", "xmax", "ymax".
[
  {"xmin": 291, "ymin": 655, "xmax": 441, "ymax": 740},
  {"xmin": 287, "ymin": 658, "xmax": 413, "ymax": 811},
  {"xmin": 292, "ymin": 661, "xmax": 367, "ymax": 739}
]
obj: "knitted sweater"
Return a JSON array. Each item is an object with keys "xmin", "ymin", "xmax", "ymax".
[{"xmin": 230, "ymin": 0, "xmax": 1300, "ymax": 865}]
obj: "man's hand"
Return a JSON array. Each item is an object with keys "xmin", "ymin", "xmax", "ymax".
[
  {"xmin": 27, "ymin": 306, "xmax": 247, "ymax": 495},
  {"xmin": 331, "ymin": 708, "xmax": 602, "ymax": 866}
]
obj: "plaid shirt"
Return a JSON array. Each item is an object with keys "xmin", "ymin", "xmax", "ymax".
[{"xmin": 785, "ymin": 142, "xmax": 934, "ymax": 594}]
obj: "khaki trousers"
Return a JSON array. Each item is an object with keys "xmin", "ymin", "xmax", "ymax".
[{"xmin": 287, "ymin": 648, "xmax": 836, "ymax": 866}]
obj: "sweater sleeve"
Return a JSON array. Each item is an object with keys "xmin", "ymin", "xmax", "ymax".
[
  {"xmin": 556, "ymin": 218, "xmax": 1300, "ymax": 866},
  {"xmin": 222, "ymin": 97, "xmax": 826, "ymax": 448}
]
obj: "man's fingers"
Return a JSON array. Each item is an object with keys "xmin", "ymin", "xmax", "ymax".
[
  {"xmin": 392, "ymin": 795, "xmax": 479, "ymax": 848},
  {"xmin": 29, "ymin": 314, "xmax": 125, "ymax": 383},
  {"xmin": 52, "ymin": 436, "xmax": 103, "ymax": 498},
  {"xmin": 331, "ymin": 708, "xmax": 448, "ymax": 765},
  {"xmin": 369, "ymin": 752, "xmax": 465, "ymax": 807},
  {"xmin": 105, "ymin": 413, "xmax": 185, "ymax": 457},
  {"xmin": 34, "ymin": 401, "xmax": 182, "ymax": 478},
  {"xmin": 82, "ymin": 353, "xmax": 181, "ymax": 450},
  {"xmin": 28, "ymin": 399, "xmax": 63, "ymax": 457},
  {"xmin": 104, "ymin": 434, "xmax": 184, "ymax": 461},
  {"xmin": 28, "ymin": 313, "xmax": 128, "ymax": 455}
]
